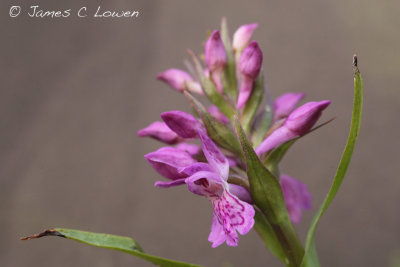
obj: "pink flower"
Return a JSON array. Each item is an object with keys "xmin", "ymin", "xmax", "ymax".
[
  {"xmin": 237, "ymin": 41, "xmax": 263, "ymax": 109},
  {"xmin": 256, "ymin": 100, "xmax": 331, "ymax": 155},
  {"xmin": 157, "ymin": 68, "xmax": 203, "ymax": 94},
  {"xmin": 281, "ymin": 175, "xmax": 312, "ymax": 223},
  {"xmin": 232, "ymin": 23, "xmax": 258, "ymax": 53},
  {"xmin": 137, "ymin": 121, "xmax": 182, "ymax": 144},
  {"xmin": 183, "ymin": 130, "xmax": 255, "ymax": 247},
  {"xmin": 205, "ymin": 30, "xmax": 227, "ymax": 93},
  {"xmin": 273, "ymin": 92, "xmax": 305, "ymax": 121}
]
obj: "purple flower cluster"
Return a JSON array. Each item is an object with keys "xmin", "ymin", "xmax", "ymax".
[{"xmin": 139, "ymin": 20, "xmax": 330, "ymax": 247}]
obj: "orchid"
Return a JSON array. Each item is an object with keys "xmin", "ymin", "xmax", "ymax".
[
  {"xmin": 23, "ymin": 18, "xmax": 363, "ymax": 267},
  {"xmin": 183, "ymin": 130, "xmax": 255, "ymax": 247}
]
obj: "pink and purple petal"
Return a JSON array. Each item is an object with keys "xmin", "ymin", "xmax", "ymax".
[
  {"xmin": 175, "ymin": 143, "xmax": 202, "ymax": 156},
  {"xmin": 273, "ymin": 92, "xmax": 305, "ymax": 121},
  {"xmin": 154, "ymin": 178, "xmax": 186, "ymax": 188},
  {"xmin": 144, "ymin": 147, "xmax": 197, "ymax": 180},
  {"xmin": 137, "ymin": 121, "xmax": 181, "ymax": 144},
  {"xmin": 185, "ymin": 171, "xmax": 225, "ymax": 198},
  {"xmin": 179, "ymin": 162, "xmax": 214, "ymax": 176},
  {"xmin": 281, "ymin": 174, "xmax": 312, "ymax": 223},
  {"xmin": 161, "ymin": 111, "xmax": 202, "ymax": 139},
  {"xmin": 208, "ymin": 215, "xmax": 227, "ymax": 248},
  {"xmin": 211, "ymin": 190, "xmax": 255, "ymax": 246},
  {"xmin": 197, "ymin": 129, "xmax": 229, "ymax": 179}
]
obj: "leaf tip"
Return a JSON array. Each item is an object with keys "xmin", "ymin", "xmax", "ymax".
[{"xmin": 20, "ymin": 229, "xmax": 65, "ymax": 241}]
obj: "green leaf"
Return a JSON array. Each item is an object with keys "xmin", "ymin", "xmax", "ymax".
[
  {"xmin": 264, "ymin": 140, "xmax": 295, "ymax": 178},
  {"xmin": 21, "ymin": 228, "xmax": 201, "ymax": 267},
  {"xmin": 235, "ymin": 118, "xmax": 304, "ymax": 267},
  {"xmin": 187, "ymin": 50, "xmax": 235, "ymax": 120},
  {"xmin": 220, "ymin": 17, "xmax": 238, "ymax": 100},
  {"xmin": 185, "ymin": 91, "xmax": 242, "ymax": 157},
  {"xmin": 254, "ymin": 210, "xmax": 288, "ymax": 265},
  {"xmin": 301, "ymin": 56, "xmax": 363, "ymax": 267},
  {"xmin": 241, "ymin": 74, "xmax": 264, "ymax": 133}
]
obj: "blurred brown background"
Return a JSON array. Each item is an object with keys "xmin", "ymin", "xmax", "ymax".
[{"xmin": 1, "ymin": 0, "xmax": 399, "ymax": 266}]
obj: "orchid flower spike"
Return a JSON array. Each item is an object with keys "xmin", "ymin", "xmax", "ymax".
[
  {"xmin": 281, "ymin": 174, "xmax": 312, "ymax": 223},
  {"xmin": 256, "ymin": 100, "xmax": 331, "ymax": 155},
  {"xmin": 273, "ymin": 92, "xmax": 305, "ymax": 121},
  {"xmin": 237, "ymin": 41, "xmax": 263, "ymax": 109},
  {"xmin": 137, "ymin": 121, "xmax": 182, "ymax": 144},
  {"xmin": 182, "ymin": 130, "xmax": 255, "ymax": 247},
  {"xmin": 205, "ymin": 30, "xmax": 227, "ymax": 93},
  {"xmin": 157, "ymin": 68, "xmax": 203, "ymax": 95}
]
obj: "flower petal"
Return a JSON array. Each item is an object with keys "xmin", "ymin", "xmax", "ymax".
[
  {"xmin": 161, "ymin": 111, "xmax": 201, "ymax": 139},
  {"xmin": 255, "ymin": 126, "xmax": 297, "ymax": 155},
  {"xmin": 175, "ymin": 143, "xmax": 202, "ymax": 156},
  {"xmin": 208, "ymin": 215, "xmax": 228, "ymax": 248},
  {"xmin": 179, "ymin": 162, "xmax": 213, "ymax": 176},
  {"xmin": 210, "ymin": 190, "xmax": 255, "ymax": 247},
  {"xmin": 273, "ymin": 92, "xmax": 305, "ymax": 121},
  {"xmin": 144, "ymin": 147, "xmax": 197, "ymax": 180},
  {"xmin": 208, "ymin": 105, "xmax": 230, "ymax": 124},
  {"xmin": 281, "ymin": 174, "xmax": 312, "ymax": 223},
  {"xmin": 232, "ymin": 23, "xmax": 258, "ymax": 53},
  {"xmin": 285, "ymin": 100, "xmax": 331, "ymax": 135},
  {"xmin": 137, "ymin": 121, "xmax": 181, "ymax": 144},
  {"xmin": 228, "ymin": 184, "xmax": 253, "ymax": 204},
  {"xmin": 185, "ymin": 171, "xmax": 225, "ymax": 198},
  {"xmin": 198, "ymin": 129, "xmax": 229, "ymax": 179},
  {"xmin": 154, "ymin": 179, "xmax": 186, "ymax": 188},
  {"xmin": 157, "ymin": 68, "xmax": 194, "ymax": 92}
]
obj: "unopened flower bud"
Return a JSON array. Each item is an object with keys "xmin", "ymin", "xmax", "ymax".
[
  {"xmin": 161, "ymin": 110, "xmax": 202, "ymax": 139},
  {"xmin": 273, "ymin": 92, "xmax": 305, "ymax": 121},
  {"xmin": 237, "ymin": 41, "xmax": 263, "ymax": 109},
  {"xmin": 256, "ymin": 100, "xmax": 330, "ymax": 155},
  {"xmin": 205, "ymin": 30, "xmax": 227, "ymax": 93},
  {"xmin": 157, "ymin": 68, "xmax": 203, "ymax": 94},
  {"xmin": 232, "ymin": 23, "xmax": 258, "ymax": 53},
  {"xmin": 285, "ymin": 100, "xmax": 331, "ymax": 135}
]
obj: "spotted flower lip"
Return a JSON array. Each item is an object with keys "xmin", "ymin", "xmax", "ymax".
[
  {"xmin": 255, "ymin": 100, "xmax": 331, "ymax": 155},
  {"xmin": 281, "ymin": 174, "xmax": 312, "ymax": 223},
  {"xmin": 237, "ymin": 41, "xmax": 263, "ymax": 109},
  {"xmin": 232, "ymin": 23, "xmax": 258, "ymax": 53},
  {"xmin": 161, "ymin": 110, "xmax": 202, "ymax": 139},
  {"xmin": 157, "ymin": 68, "xmax": 203, "ymax": 94},
  {"xmin": 137, "ymin": 121, "xmax": 182, "ymax": 144},
  {"xmin": 273, "ymin": 92, "xmax": 305, "ymax": 121},
  {"xmin": 144, "ymin": 147, "xmax": 197, "ymax": 188},
  {"xmin": 184, "ymin": 130, "xmax": 255, "ymax": 248}
]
